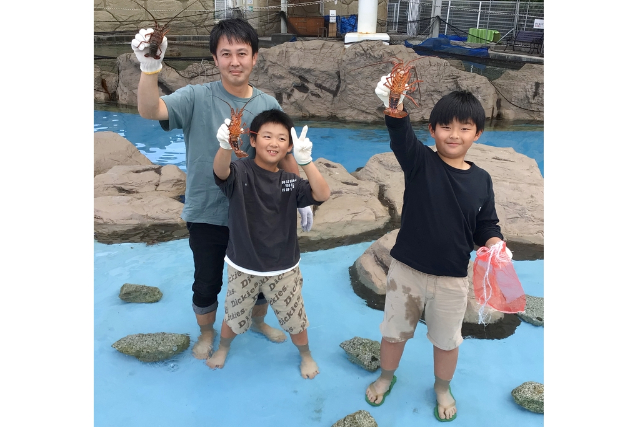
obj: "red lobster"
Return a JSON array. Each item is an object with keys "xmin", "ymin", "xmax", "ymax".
[
  {"xmin": 130, "ymin": 0, "xmax": 198, "ymax": 59},
  {"xmin": 213, "ymin": 94, "xmax": 264, "ymax": 158}
]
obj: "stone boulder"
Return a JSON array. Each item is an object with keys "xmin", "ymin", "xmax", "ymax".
[
  {"xmin": 492, "ymin": 64, "xmax": 544, "ymax": 121},
  {"xmin": 94, "ymin": 165, "xmax": 186, "ymax": 198},
  {"xmin": 297, "ymin": 159, "xmax": 391, "ymax": 251},
  {"xmin": 118, "ymin": 283, "xmax": 163, "ymax": 303},
  {"xmin": 353, "ymin": 145, "xmax": 544, "ymax": 259},
  {"xmin": 250, "ymin": 40, "xmax": 497, "ymax": 123},
  {"xmin": 94, "ymin": 194, "xmax": 187, "ymax": 244},
  {"xmin": 518, "ymin": 295, "xmax": 544, "ymax": 326},
  {"xmin": 339, "ymin": 337, "xmax": 381, "ymax": 372},
  {"xmin": 112, "ymin": 332, "xmax": 190, "ymax": 362},
  {"xmin": 113, "ymin": 41, "xmax": 520, "ymax": 123},
  {"xmin": 511, "ymin": 381, "xmax": 544, "ymax": 414},
  {"xmin": 94, "ymin": 131, "xmax": 153, "ymax": 176},
  {"xmin": 331, "ymin": 410, "xmax": 378, "ymax": 427},
  {"xmin": 94, "ymin": 64, "xmax": 118, "ymax": 103}
]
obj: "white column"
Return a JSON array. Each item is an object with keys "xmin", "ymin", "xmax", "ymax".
[
  {"xmin": 431, "ymin": 0, "xmax": 442, "ymax": 39},
  {"xmin": 344, "ymin": 0, "xmax": 389, "ymax": 45},
  {"xmin": 357, "ymin": 0, "xmax": 377, "ymax": 34},
  {"xmin": 281, "ymin": 0, "xmax": 287, "ymax": 33}
]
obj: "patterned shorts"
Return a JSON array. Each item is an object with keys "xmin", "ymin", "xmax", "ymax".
[{"xmin": 224, "ymin": 264, "xmax": 309, "ymax": 335}]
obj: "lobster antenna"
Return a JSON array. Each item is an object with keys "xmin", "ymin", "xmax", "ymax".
[
  {"xmin": 129, "ymin": 0, "xmax": 157, "ymax": 23},
  {"xmin": 164, "ymin": 0, "xmax": 201, "ymax": 27}
]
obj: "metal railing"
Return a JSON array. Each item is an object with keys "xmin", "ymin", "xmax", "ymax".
[{"xmin": 386, "ymin": 0, "xmax": 544, "ymax": 41}]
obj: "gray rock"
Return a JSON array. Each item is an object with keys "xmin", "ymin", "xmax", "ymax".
[
  {"xmin": 94, "ymin": 131, "xmax": 153, "ymax": 177},
  {"xmin": 331, "ymin": 410, "xmax": 378, "ymax": 427},
  {"xmin": 492, "ymin": 63, "xmax": 544, "ymax": 121},
  {"xmin": 517, "ymin": 295, "xmax": 544, "ymax": 326},
  {"xmin": 339, "ymin": 337, "xmax": 381, "ymax": 372},
  {"xmin": 511, "ymin": 381, "xmax": 544, "ymax": 414},
  {"xmin": 297, "ymin": 159, "xmax": 390, "ymax": 251},
  {"xmin": 112, "ymin": 332, "xmax": 190, "ymax": 362},
  {"xmin": 94, "ymin": 164, "xmax": 186, "ymax": 198},
  {"xmin": 119, "ymin": 283, "xmax": 163, "ymax": 303},
  {"xmin": 114, "ymin": 40, "xmax": 513, "ymax": 123}
]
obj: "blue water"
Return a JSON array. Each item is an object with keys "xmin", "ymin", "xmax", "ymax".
[
  {"xmin": 95, "ymin": 240, "xmax": 543, "ymax": 427},
  {"xmin": 94, "ymin": 108, "xmax": 543, "ymax": 426},
  {"xmin": 93, "ymin": 111, "xmax": 544, "ymax": 176}
]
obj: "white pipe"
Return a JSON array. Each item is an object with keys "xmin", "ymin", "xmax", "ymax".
[{"xmin": 357, "ymin": 0, "xmax": 377, "ymax": 34}]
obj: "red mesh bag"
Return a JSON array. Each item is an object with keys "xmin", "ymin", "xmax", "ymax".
[{"xmin": 473, "ymin": 241, "xmax": 526, "ymax": 314}]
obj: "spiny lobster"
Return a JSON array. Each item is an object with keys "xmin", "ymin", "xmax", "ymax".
[
  {"xmin": 213, "ymin": 93, "xmax": 264, "ymax": 158},
  {"xmin": 130, "ymin": 0, "xmax": 198, "ymax": 59},
  {"xmin": 350, "ymin": 56, "xmax": 426, "ymax": 118}
]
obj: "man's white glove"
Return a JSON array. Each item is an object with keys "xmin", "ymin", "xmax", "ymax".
[
  {"xmin": 217, "ymin": 119, "xmax": 232, "ymax": 150},
  {"xmin": 375, "ymin": 74, "xmax": 405, "ymax": 108},
  {"xmin": 298, "ymin": 207, "xmax": 313, "ymax": 232},
  {"xmin": 291, "ymin": 125, "xmax": 313, "ymax": 166},
  {"xmin": 131, "ymin": 28, "xmax": 168, "ymax": 74}
]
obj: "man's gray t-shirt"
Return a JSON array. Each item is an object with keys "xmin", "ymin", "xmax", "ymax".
[
  {"xmin": 160, "ymin": 81, "xmax": 281, "ymax": 225},
  {"xmin": 214, "ymin": 158, "xmax": 323, "ymax": 273}
]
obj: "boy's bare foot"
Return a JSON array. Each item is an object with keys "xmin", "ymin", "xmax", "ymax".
[
  {"xmin": 435, "ymin": 387, "xmax": 457, "ymax": 420},
  {"xmin": 365, "ymin": 376, "xmax": 393, "ymax": 404},
  {"xmin": 250, "ymin": 319, "xmax": 287, "ymax": 343},
  {"xmin": 192, "ymin": 328, "xmax": 217, "ymax": 359},
  {"xmin": 299, "ymin": 353, "xmax": 319, "ymax": 379},
  {"xmin": 205, "ymin": 346, "xmax": 229, "ymax": 370}
]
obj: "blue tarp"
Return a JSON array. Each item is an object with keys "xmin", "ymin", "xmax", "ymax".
[
  {"xmin": 339, "ymin": 15, "xmax": 357, "ymax": 34},
  {"xmin": 405, "ymin": 35, "xmax": 489, "ymax": 58}
]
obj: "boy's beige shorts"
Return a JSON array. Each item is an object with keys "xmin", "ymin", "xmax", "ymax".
[
  {"xmin": 380, "ymin": 258, "xmax": 468, "ymax": 351},
  {"xmin": 224, "ymin": 264, "xmax": 308, "ymax": 335}
]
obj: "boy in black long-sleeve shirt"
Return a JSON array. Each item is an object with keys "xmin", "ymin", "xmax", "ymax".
[{"xmin": 364, "ymin": 80, "xmax": 509, "ymax": 422}]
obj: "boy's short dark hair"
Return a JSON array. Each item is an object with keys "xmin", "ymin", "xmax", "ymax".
[
  {"xmin": 209, "ymin": 18, "xmax": 259, "ymax": 56},
  {"xmin": 428, "ymin": 90, "xmax": 485, "ymax": 133},
  {"xmin": 249, "ymin": 109, "xmax": 294, "ymax": 144}
]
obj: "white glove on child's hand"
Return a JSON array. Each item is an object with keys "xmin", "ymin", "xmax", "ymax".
[
  {"xmin": 298, "ymin": 207, "xmax": 313, "ymax": 232},
  {"xmin": 375, "ymin": 74, "xmax": 405, "ymax": 108},
  {"xmin": 131, "ymin": 28, "xmax": 168, "ymax": 74},
  {"xmin": 291, "ymin": 125, "xmax": 313, "ymax": 166},
  {"xmin": 217, "ymin": 119, "xmax": 232, "ymax": 150}
]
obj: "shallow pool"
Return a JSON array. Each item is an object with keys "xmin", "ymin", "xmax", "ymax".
[
  {"xmin": 93, "ymin": 110, "xmax": 544, "ymax": 176},
  {"xmin": 94, "ymin": 108, "xmax": 544, "ymax": 426}
]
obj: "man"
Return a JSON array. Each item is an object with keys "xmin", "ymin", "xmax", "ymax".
[{"xmin": 131, "ymin": 18, "xmax": 314, "ymax": 359}]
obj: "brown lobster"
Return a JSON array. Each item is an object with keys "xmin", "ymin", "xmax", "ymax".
[
  {"xmin": 213, "ymin": 93, "xmax": 264, "ymax": 158},
  {"xmin": 130, "ymin": 0, "xmax": 197, "ymax": 59}
]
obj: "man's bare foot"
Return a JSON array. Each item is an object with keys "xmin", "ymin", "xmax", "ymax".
[
  {"xmin": 250, "ymin": 319, "xmax": 287, "ymax": 343},
  {"xmin": 192, "ymin": 329, "xmax": 217, "ymax": 359},
  {"xmin": 435, "ymin": 387, "xmax": 457, "ymax": 420},
  {"xmin": 205, "ymin": 347, "xmax": 229, "ymax": 370},
  {"xmin": 300, "ymin": 353, "xmax": 319, "ymax": 379},
  {"xmin": 365, "ymin": 376, "xmax": 392, "ymax": 404}
]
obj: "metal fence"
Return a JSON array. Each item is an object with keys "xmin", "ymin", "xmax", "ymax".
[{"xmin": 386, "ymin": 0, "xmax": 544, "ymax": 41}]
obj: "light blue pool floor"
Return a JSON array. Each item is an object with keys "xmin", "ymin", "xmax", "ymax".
[{"xmin": 95, "ymin": 239, "xmax": 544, "ymax": 427}]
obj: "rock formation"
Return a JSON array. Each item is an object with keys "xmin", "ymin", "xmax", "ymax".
[{"xmin": 111, "ymin": 40, "xmax": 543, "ymax": 123}]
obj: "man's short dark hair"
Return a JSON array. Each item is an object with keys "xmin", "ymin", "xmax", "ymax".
[
  {"xmin": 209, "ymin": 18, "xmax": 259, "ymax": 56},
  {"xmin": 249, "ymin": 109, "xmax": 294, "ymax": 145},
  {"xmin": 428, "ymin": 90, "xmax": 486, "ymax": 133}
]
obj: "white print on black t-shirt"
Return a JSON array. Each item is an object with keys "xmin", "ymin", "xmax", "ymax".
[{"xmin": 282, "ymin": 178, "xmax": 296, "ymax": 192}]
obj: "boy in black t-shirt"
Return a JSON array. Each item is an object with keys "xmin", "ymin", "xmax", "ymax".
[
  {"xmin": 209, "ymin": 109, "xmax": 331, "ymax": 379},
  {"xmin": 365, "ymin": 79, "xmax": 511, "ymax": 421}
]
